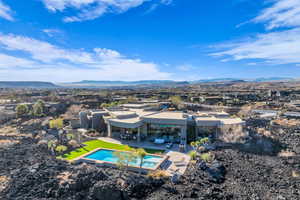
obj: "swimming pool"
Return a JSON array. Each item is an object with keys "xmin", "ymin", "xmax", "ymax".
[{"xmin": 83, "ymin": 149, "xmax": 165, "ymax": 169}]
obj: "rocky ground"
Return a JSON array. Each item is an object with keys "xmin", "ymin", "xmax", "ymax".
[{"xmin": 0, "ymin": 119, "xmax": 299, "ymax": 200}]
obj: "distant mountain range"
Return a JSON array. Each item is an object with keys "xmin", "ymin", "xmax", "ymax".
[
  {"xmin": 61, "ymin": 77, "xmax": 295, "ymax": 87},
  {"xmin": 191, "ymin": 77, "xmax": 294, "ymax": 83},
  {"xmin": 0, "ymin": 81, "xmax": 59, "ymax": 88},
  {"xmin": 61, "ymin": 80, "xmax": 189, "ymax": 87},
  {"xmin": 0, "ymin": 77, "xmax": 296, "ymax": 88}
]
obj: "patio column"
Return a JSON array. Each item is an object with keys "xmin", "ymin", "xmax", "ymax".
[
  {"xmin": 137, "ymin": 127, "xmax": 141, "ymax": 142},
  {"xmin": 107, "ymin": 122, "xmax": 112, "ymax": 137},
  {"xmin": 121, "ymin": 128, "xmax": 125, "ymax": 134},
  {"xmin": 142, "ymin": 124, "xmax": 148, "ymax": 137},
  {"xmin": 180, "ymin": 125, "xmax": 187, "ymax": 145}
]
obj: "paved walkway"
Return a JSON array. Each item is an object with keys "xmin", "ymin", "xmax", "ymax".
[{"xmin": 98, "ymin": 137, "xmax": 191, "ymax": 176}]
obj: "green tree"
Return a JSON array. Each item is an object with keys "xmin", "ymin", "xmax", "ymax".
[
  {"xmin": 113, "ymin": 150, "xmax": 136, "ymax": 177},
  {"xmin": 135, "ymin": 148, "xmax": 147, "ymax": 175},
  {"xmin": 16, "ymin": 104, "xmax": 29, "ymax": 117},
  {"xmin": 170, "ymin": 96, "xmax": 182, "ymax": 106},
  {"xmin": 36, "ymin": 99, "xmax": 45, "ymax": 108},
  {"xmin": 33, "ymin": 100, "xmax": 45, "ymax": 117},
  {"xmin": 49, "ymin": 118, "xmax": 64, "ymax": 129}
]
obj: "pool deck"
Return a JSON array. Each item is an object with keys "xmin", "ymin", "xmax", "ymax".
[{"xmin": 98, "ymin": 137, "xmax": 191, "ymax": 176}]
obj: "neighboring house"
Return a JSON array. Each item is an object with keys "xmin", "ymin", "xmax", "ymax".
[
  {"xmin": 252, "ymin": 110, "xmax": 279, "ymax": 119},
  {"xmin": 283, "ymin": 112, "xmax": 300, "ymax": 119}
]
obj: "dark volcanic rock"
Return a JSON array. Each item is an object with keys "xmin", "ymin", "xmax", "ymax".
[
  {"xmin": 1, "ymin": 120, "xmax": 300, "ymax": 200},
  {"xmin": 91, "ymin": 181, "xmax": 125, "ymax": 200}
]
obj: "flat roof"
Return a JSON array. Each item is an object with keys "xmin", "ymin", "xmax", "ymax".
[
  {"xmin": 196, "ymin": 111, "xmax": 229, "ymax": 116},
  {"xmin": 109, "ymin": 117, "xmax": 142, "ymax": 124},
  {"xmin": 129, "ymin": 109, "xmax": 156, "ymax": 117},
  {"xmin": 121, "ymin": 103, "xmax": 151, "ymax": 108},
  {"xmin": 143, "ymin": 111, "xmax": 185, "ymax": 120},
  {"xmin": 195, "ymin": 116, "xmax": 245, "ymax": 126}
]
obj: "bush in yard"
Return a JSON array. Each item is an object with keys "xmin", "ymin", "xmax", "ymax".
[
  {"xmin": 66, "ymin": 133, "xmax": 75, "ymax": 140},
  {"xmin": 200, "ymin": 152, "xmax": 214, "ymax": 163},
  {"xmin": 49, "ymin": 118, "xmax": 63, "ymax": 129},
  {"xmin": 55, "ymin": 145, "xmax": 68, "ymax": 154},
  {"xmin": 189, "ymin": 150, "xmax": 197, "ymax": 160},
  {"xmin": 199, "ymin": 137, "xmax": 209, "ymax": 145}
]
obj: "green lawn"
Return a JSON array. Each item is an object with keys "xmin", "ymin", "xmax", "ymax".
[{"xmin": 60, "ymin": 139, "xmax": 165, "ymax": 161}]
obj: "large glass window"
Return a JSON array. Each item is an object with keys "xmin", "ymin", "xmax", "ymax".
[
  {"xmin": 147, "ymin": 124, "xmax": 181, "ymax": 142},
  {"xmin": 197, "ymin": 126, "xmax": 217, "ymax": 137}
]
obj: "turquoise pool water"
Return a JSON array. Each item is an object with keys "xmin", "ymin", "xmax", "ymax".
[{"xmin": 84, "ymin": 149, "xmax": 163, "ymax": 169}]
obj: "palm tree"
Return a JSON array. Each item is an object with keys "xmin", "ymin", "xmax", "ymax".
[
  {"xmin": 113, "ymin": 150, "xmax": 136, "ymax": 178},
  {"xmin": 190, "ymin": 141, "xmax": 196, "ymax": 150},
  {"xmin": 135, "ymin": 148, "xmax": 147, "ymax": 175}
]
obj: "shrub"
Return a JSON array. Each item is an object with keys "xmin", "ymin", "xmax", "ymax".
[
  {"xmin": 189, "ymin": 151, "xmax": 197, "ymax": 160},
  {"xmin": 200, "ymin": 153, "xmax": 214, "ymax": 163},
  {"xmin": 66, "ymin": 133, "xmax": 75, "ymax": 140},
  {"xmin": 55, "ymin": 145, "xmax": 68, "ymax": 153},
  {"xmin": 148, "ymin": 170, "xmax": 168, "ymax": 179},
  {"xmin": 16, "ymin": 104, "xmax": 29, "ymax": 117},
  {"xmin": 199, "ymin": 137, "xmax": 209, "ymax": 145},
  {"xmin": 49, "ymin": 118, "xmax": 63, "ymax": 129},
  {"xmin": 33, "ymin": 100, "xmax": 45, "ymax": 117}
]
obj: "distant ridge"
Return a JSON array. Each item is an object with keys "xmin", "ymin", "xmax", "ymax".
[
  {"xmin": 0, "ymin": 81, "xmax": 59, "ymax": 88},
  {"xmin": 58, "ymin": 77, "xmax": 296, "ymax": 88},
  {"xmin": 61, "ymin": 80, "xmax": 189, "ymax": 87},
  {"xmin": 0, "ymin": 77, "xmax": 296, "ymax": 88}
]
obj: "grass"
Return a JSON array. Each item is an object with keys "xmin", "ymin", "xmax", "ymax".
[{"xmin": 60, "ymin": 139, "xmax": 165, "ymax": 161}]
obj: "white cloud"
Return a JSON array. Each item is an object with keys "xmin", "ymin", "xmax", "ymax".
[
  {"xmin": 211, "ymin": 28, "xmax": 300, "ymax": 65},
  {"xmin": 176, "ymin": 64, "xmax": 194, "ymax": 72},
  {"xmin": 0, "ymin": 54, "xmax": 35, "ymax": 68},
  {"xmin": 160, "ymin": 0, "xmax": 172, "ymax": 5},
  {"xmin": 94, "ymin": 48, "xmax": 122, "ymax": 59},
  {"xmin": 41, "ymin": 0, "xmax": 171, "ymax": 22},
  {"xmin": 43, "ymin": 29, "xmax": 63, "ymax": 37},
  {"xmin": 254, "ymin": 0, "xmax": 300, "ymax": 30},
  {"xmin": 212, "ymin": 0, "xmax": 300, "ymax": 65},
  {"xmin": 0, "ymin": 33, "xmax": 94, "ymax": 63},
  {"xmin": 0, "ymin": 33, "xmax": 170, "ymax": 81},
  {"xmin": 0, "ymin": 0, "xmax": 14, "ymax": 21}
]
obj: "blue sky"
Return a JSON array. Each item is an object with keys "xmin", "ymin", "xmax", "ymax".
[{"xmin": 0, "ymin": 0, "xmax": 300, "ymax": 82}]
